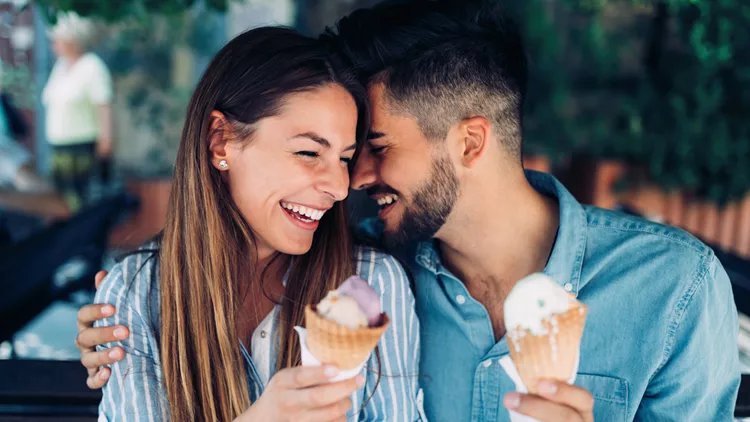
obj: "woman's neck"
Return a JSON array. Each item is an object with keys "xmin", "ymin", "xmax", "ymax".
[{"xmin": 62, "ymin": 52, "xmax": 84, "ymax": 67}]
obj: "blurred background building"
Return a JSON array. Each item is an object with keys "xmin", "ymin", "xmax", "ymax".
[{"xmin": 0, "ymin": 0, "xmax": 747, "ymax": 420}]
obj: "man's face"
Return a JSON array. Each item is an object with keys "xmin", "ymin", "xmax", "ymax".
[{"xmin": 351, "ymin": 84, "xmax": 459, "ymax": 248}]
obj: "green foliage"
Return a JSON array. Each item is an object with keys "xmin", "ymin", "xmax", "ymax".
[
  {"xmin": 2, "ymin": 64, "xmax": 34, "ymax": 109},
  {"xmin": 34, "ymin": 0, "xmax": 219, "ymax": 22},
  {"xmin": 518, "ymin": 0, "xmax": 750, "ymax": 203}
]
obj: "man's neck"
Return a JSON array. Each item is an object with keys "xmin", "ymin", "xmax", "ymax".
[{"xmin": 435, "ymin": 170, "xmax": 559, "ymax": 338}]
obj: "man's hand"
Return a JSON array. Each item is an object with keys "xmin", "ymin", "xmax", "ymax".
[
  {"xmin": 75, "ymin": 270, "xmax": 129, "ymax": 389},
  {"xmin": 504, "ymin": 380, "xmax": 594, "ymax": 422}
]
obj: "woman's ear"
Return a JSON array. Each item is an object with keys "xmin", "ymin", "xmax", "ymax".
[{"xmin": 208, "ymin": 111, "xmax": 231, "ymax": 171}]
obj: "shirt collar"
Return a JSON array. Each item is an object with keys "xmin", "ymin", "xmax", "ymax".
[{"xmin": 415, "ymin": 171, "xmax": 588, "ymax": 296}]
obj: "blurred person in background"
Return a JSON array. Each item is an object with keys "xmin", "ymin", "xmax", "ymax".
[{"xmin": 42, "ymin": 11, "xmax": 113, "ymax": 213}]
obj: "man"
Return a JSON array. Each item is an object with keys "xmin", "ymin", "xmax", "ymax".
[{"xmin": 75, "ymin": 1, "xmax": 740, "ymax": 421}]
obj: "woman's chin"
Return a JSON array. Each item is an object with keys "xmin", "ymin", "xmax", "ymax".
[{"xmin": 273, "ymin": 238, "xmax": 314, "ymax": 256}]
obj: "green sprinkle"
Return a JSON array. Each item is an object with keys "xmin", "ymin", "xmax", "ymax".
[{"xmin": 538, "ymin": 299, "xmax": 545, "ymax": 308}]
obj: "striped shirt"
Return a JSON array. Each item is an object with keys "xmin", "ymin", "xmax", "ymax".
[{"xmin": 94, "ymin": 244, "xmax": 425, "ymax": 421}]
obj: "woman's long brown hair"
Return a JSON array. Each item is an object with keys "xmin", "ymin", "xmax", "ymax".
[{"xmin": 159, "ymin": 27, "xmax": 369, "ymax": 421}]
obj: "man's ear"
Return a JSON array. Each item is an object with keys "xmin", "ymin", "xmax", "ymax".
[
  {"xmin": 208, "ymin": 111, "xmax": 230, "ymax": 170},
  {"xmin": 457, "ymin": 116, "xmax": 491, "ymax": 168}
]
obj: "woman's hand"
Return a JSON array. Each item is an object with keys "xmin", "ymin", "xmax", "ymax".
[{"xmin": 237, "ymin": 365, "xmax": 364, "ymax": 422}]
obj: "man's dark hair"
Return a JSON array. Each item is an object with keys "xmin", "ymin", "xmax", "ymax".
[{"xmin": 321, "ymin": 0, "xmax": 528, "ymax": 158}]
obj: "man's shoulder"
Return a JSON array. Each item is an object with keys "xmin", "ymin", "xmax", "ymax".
[
  {"xmin": 582, "ymin": 205, "xmax": 712, "ymax": 262},
  {"xmin": 578, "ymin": 206, "xmax": 722, "ymax": 316}
]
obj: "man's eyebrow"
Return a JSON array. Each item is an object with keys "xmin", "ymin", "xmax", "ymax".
[
  {"xmin": 291, "ymin": 132, "xmax": 330, "ymax": 148},
  {"xmin": 367, "ymin": 131, "xmax": 385, "ymax": 141}
]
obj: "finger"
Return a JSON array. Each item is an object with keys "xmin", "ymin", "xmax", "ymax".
[
  {"xmin": 504, "ymin": 392, "xmax": 582, "ymax": 422},
  {"xmin": 86, "ymin": 368, "xmax": 111, "ymax": 390},
  {"xmin": 536, "ymin": 380, "xmax": 594, "ymax": 418},
  {"xmin": 301, "ymin": 397, "xmax": 352, "ymax": 422},
  {"xmin": 81, "ymin": 347, "xmax": 124, "ymax": 370},
  {"xmin": 277, "ymin": 365, "xmax": 342, "ymax": 389},
  {"xmin": 77, "ymin": 304, "xmax": 115, "ymax": 329},
  {"xmin": 76, "ymin": 326, "xmax": 129, "ymax": 350},
  {"xmin": 296, "ymin": 376, "xmax": 364, "ymax": 409},
  {"xmin": 94, "ymin": 271, "xmax": 108, "ymax": 289}
]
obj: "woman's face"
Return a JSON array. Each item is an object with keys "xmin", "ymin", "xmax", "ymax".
[
  {"xmin": 52, "ymin": 37, "xmax": 80, "ymax": 59},
  {"xmin": 215, "ymin": 84, "xmax": 358, "ymax": 259}
]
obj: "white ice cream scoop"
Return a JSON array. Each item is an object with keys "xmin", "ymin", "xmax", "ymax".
[
  {"xmin": 316, "ymin": 291, "xmax": 369, "ymax": 329},
  {"xmin": 503, "ymin": 273, "xmax": 575, "ymax": 335}
]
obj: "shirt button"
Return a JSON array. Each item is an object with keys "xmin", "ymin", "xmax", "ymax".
[
  {"xmin": 564, "ymin": 283, "xmax": 573, "ymax": 292},
  {"xmin": 482, "ymin": 359, "xmax": 492, "ymax": 368},
  {"xmin": 260, "ymin": 331, "xmax": 267, "ymax": 339},
  {"xmin": 456, "ymin": 295, "xmax": 466, "ymax": 305}
]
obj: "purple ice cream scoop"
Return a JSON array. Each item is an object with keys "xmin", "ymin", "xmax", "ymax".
[{"xmin": 337, "ymin": 276, "xmax": 382, "ymax": 326}]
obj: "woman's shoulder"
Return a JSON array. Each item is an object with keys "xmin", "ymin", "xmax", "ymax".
[
  {"xmin": 78, "ymin": 53, "xmax": 111, "ymax": 75},
  {"xmin": 94, "ymin": 241, "xmax": 160, "ymax": 313},
  {"xmin": 353, "ymin": 245, "xmax": 414, "ymax": 302}
]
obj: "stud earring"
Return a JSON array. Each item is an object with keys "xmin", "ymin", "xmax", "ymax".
[{"xmin": 219, "ymin": 160, "xmax": 228, "ymax": 169}]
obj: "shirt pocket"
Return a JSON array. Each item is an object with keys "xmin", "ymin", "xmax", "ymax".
[{"xmin": 575, "ymin": 373, "xmax": 629, "ymax": 422}]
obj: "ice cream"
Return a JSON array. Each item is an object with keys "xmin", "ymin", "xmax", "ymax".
[
  {"xmin": 503, "ymin": 273, "xmax": 587, "ymax": 395},
  {"xmin": 316, "ymin": 276, "xmax": 383, "ymax": 329},
  {"xmin": 302, "ymin": 275, "xmax": 390, "ymax": 370},
  {"xmin": 336, "ymin": 276, "xmax": 382, "ymax": 326},
  {"xmin": 317, "ymin": 292, "xmax": 368, "ymax": 329}
]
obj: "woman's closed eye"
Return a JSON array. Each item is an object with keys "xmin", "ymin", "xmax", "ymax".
[
  {"xmin": 296, "ymin": 151, "xmax": 353, "ymax": 166},
  {"xmin": 295, "ymin": 151, "xmax": 320, "ymax": 159}
]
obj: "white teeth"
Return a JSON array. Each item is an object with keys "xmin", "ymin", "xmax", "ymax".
[
  {"xmin": 376, "ymin": 194, "xmax": 398, "ymax": 206},
  {"xmin": 281, "ymin": 202, "xmax": 326, "ymax": 221}
]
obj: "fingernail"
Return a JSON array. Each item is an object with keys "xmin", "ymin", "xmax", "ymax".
[
  {"xmin": 324, "ymin": 366, "xmax": 339, "ymax": 378},
  {"xmin": 101, "ymin": 305, "xmax": 114, "ymax": 316},
  {"xmin": 539, "ymin": 381, "xmax": 558, "ymax": 396},
  {"xmin": 108, "ymin": 349, "xmax": 120, "ymax": 359},
  {"xmin": 99, "ymin": 371, "xmax": 109, "ymax": 380},
  {"xmin": 504, "ymin": 393, "xmax": 521, "ymax": 409},
  {"xmin": 113, "ymin": 327, "xmax": 127, "ymax": 338},
  {"xmin": 355, "ymin": 375, "xmax": 365, "ymax": 387}
]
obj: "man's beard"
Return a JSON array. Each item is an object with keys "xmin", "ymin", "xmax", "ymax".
[{"xmin": 383, "ymin": 154, "xmax": 459, "ymax": 249}]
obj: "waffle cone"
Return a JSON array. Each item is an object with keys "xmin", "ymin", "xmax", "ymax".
[
  {"xmin": 506, "ymin": 303, "xmax": 587, "ymax": 394},
  {"xmin": 304, "ymin": 305, "xmax": 390, "ymax": 370}
]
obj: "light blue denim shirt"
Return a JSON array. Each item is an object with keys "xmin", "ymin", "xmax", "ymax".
[
  {"xmin": 364, "ymin": 171, "xmax": 740, "ymax": 422},
  {"xmin": 94, "ymin": 245, "xmax": 424, "ymax": 421}
]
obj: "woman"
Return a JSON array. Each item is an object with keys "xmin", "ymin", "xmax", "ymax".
[
  {"xmin": 92, "ymin": 27, "xmax": 421, "ymax": 421},
  {"xmin": 42, "ymin": 11, "xmax": 113, "ymax": 211}
]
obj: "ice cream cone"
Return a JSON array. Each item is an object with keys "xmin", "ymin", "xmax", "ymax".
[
  {"xmin": 304, "ymin": 305, "xmax": 390, "ymax": 370},
  {"xmin": 506, "ymin": 303, "xmax": 587, "ymax": 395}
]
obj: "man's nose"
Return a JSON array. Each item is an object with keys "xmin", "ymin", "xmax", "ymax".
[{"xmin": 351, "ymin": 150, "xmax": 378, "ymax": 191}]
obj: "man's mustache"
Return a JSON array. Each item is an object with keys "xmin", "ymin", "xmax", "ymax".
[{"xmin": 366, "ymin": 185, "xmax": 399, "ymax": 197}]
